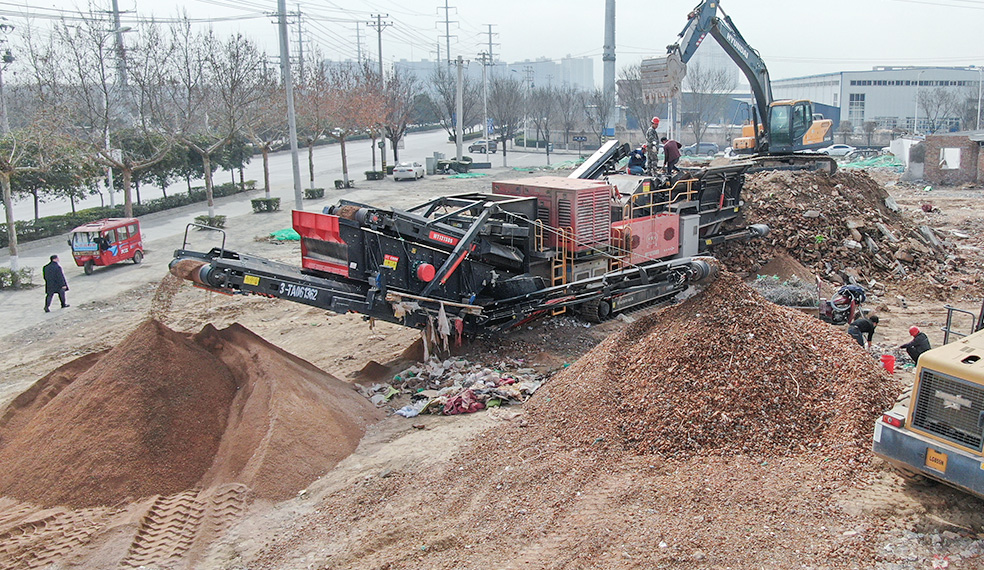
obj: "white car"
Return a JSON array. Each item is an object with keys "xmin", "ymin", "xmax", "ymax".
[
  {"xmin": 820, "ymin": 144, "xmax": 856, "ymax": 157},
  {"xmin": 393, "ymin": 161, "xmax": 425, "ymax": 181}
]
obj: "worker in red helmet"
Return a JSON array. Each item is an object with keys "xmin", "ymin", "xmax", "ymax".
[
  {"xmin": 645, "ymin": 120, "xmax": 661, "ymax": 175},
  {"xmin": 646, "ymin": 117, "xmax": 661, "ymax": 147},
  {"xmin": 900, "ymin": 326, "xmax": 931, "ymax": 364}
]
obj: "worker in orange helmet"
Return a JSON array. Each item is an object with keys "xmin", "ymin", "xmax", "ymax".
[{"xmin": 900, "ymin": 326, "xmax": 931, "ymax": 364}]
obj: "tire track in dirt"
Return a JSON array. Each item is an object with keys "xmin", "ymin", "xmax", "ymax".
[
  {"xmin": 120, "ymin": 488, "xmax": 207, "ymax": 568},
  {"xmin": 0, "ymin": 506, "xmax": 110, "ymax": 569},
  {"xmin": 502, "ymin": 469, "xmax": 631, "ymax": 569},
  {"xmin": 120, "ymin": 484, "xmax": 250, "ymax": 569}
]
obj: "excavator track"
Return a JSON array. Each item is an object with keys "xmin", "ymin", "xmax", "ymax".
[{"xmin": 748, "ymin": 154, "xmax": 837, "ymax": 175}]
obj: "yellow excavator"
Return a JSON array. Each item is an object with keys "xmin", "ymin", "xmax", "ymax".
[{"xmin": 670, "ymin": 1, "xmax": 837, "ymax": 173}]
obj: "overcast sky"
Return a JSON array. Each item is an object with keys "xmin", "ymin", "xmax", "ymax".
[{"xmin": 11, "ymin": 0, "xmax": 984, "ymax": 83}]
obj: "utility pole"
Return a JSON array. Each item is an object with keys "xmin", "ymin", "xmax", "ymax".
[
  {"xmin": 368, "ymin": 14, "xmax": 391, "ymax": 172},
  {"xmin": 602, "ymin": 0, "xmax": 616, "ymax": 138},
  {"xmin": 110, "ymin": 0, "xmax": 128, "ymax": 87},
  {"xmin": 278, "ymin": 0, "xmax": 304, "ymax": 210},
  {"xmin": 455, "ymin": 55, "xmax": 464, "ymax": 160},
  {"xmin": 438, "ymin": 1, "xmax": 456, "ymax": 67},
  {"xmin": 295, "ymin": 7, "xmax": 305, "ymax": 84},
  {"xmin": 484, "ymin": 24, "xmax": 498, "ymax": 64},
  {"xmin": 478, "ymin": 52, "xmax": 490, "ymax": 155},
  {"xmin": 0, "ymin": 23, "xmax": 12, "ymax": 135}
]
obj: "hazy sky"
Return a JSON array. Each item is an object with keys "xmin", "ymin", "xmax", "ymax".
[{"xmin": 12, "ymin": 0, "xmax": 984, "ymax": 82}]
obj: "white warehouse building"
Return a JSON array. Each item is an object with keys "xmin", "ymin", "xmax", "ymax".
[{"xmin": 771, "ymin": 66, "xmax": 982, "ymax": 133}]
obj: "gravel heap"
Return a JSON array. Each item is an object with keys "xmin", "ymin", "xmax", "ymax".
[
  {"xmin": 717, "ymin": 169, "xmax": 952, "ymax": 287},
  {"xmin": 522, "ymin": 271, "xmax": 898, "ymax": 462}
]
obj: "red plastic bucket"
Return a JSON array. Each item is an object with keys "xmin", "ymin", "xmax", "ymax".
[{"xmin": 881, "ymin": 354, "xmax": 896, "ymax": 374}]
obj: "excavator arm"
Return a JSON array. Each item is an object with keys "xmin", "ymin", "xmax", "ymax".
[{"xmin": 670, "ymin": 1, "xmax": 773, "ymax": 150}]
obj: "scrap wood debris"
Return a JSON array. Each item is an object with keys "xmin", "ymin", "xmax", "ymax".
[
  {"xmin": 716, "ymin": 170, "xmax": 969, "ymax": 296},
  {"xmin": 521, "ymin": 270, "xmax": 898, "ymax": 465},
  {"xmin": 359, "ymin": 357, "xmax": 545, "ymax": 417}
]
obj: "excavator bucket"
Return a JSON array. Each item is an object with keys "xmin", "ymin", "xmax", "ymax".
[{"xmin": 641, "ymin": 52, "xmax": 685, "ymax": 102}]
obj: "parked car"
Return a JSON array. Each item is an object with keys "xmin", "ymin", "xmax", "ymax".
[
  {"xmin": 682, "ymin": 142, "xmax": 720, "ymax": 156},
  {"xmin": 820, "ymin": 144, "xmax": 856, "ymax": 157},
  {"xmin": 393, "ymin": 161, "xmax": 425, "ymax": 181},
  {"xmin": 468, "ymin": 140, "xmax": 497, "ymax": 154}
]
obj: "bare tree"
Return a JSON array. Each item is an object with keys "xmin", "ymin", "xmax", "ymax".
[
  {"xmin": 618, "ymin": 64, "xmax": 664, "ymax": 141},
  {"xmin": 297, "ymin": 58, "xmax": 332, "ymax": 187},
  {"xmin": 324, "ymin": 62, "xmax": 385, "ymax": 186},
  {"xmin": 585, "ymin": 88, "xmax": 616, "ymax": 146},
  {"xmin": 683, "ymin": 60, "xmax": 736, "ymax": 145},
  {"xmin": 529, "ymin": 86, "xmax": 556, "ymax": 164},
  {"xmin": 556, "ymin": 85, "xmax": 586, "ymax": 149},
  {"xmin": 1, "ymin": 115, "xmax": 81, "ymax": 275},
  {"xmin": 160, "ymin": 24, "xmax": 264, "ymax": 218},
  {"xmin": 863, "ymin": 121, "xmax": 878, "ymax": 147},
  {"xmin": 49, "ymin": 16, "xmax": 174, "ymax": 218},
  {"xmin": 242, "ymin": 69, "xmax": 287, "ymax": 198},
  {"xmin": 384, "ymin": 68, "xmax": 419, "ymax": 164},
  {"xmin": 917, "ymin": 87, "xmax": 962, "ymax": 134},
  {"xmin": 837, "ymin": 121, "xmax": 853, "ymax": 144},
  {"xmin": 429, "ymin": 65, "xmax": 479, "ymax": 139},
  {"xmin": 487, "ymin": 74, "xmax": 524, "ymax": 167}
]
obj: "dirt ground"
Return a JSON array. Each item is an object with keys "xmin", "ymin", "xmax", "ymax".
[{"xmin": 1, "ymin": 164, "xmax": 984, "ymax": 569}]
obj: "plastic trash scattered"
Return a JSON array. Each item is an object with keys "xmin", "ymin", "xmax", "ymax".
[{"xmin": 359, "ymin": 357, "xmax": 545, "ymax": 417}]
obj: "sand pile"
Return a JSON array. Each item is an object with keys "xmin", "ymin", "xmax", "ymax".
[
  {"xmin": 522, "ymin": 271, "xmax": 897, "ymax": 461},
  {"xmin": 0, "ymin": 320, "xmax": 383, "ymax": 508},
  {"xmin": 717, "ymin": 169, "xmax": 952, "ymax": 286}
]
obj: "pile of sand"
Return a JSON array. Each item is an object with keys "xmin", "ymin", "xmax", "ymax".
[
  {"xmin": 0, "ymin": 320, "xmax": 383, "ymax": 508},
  {"xmin": 521, "ymin": 271, "xmax": 898, "ymax": 461}
]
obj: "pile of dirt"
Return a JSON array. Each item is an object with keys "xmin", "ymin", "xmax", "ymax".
[
  {"xmin": 717, "ymin": 170, "xmax": 955, "ymax": 289},
  {"xmin": 0, "ymin": 320, "xmax": 382, "ymax": 508},
  {"xmin": 522, "ymin": 271, "xmax": 898, "ymax": 461},
  {"xmin": 251, "ymin": 271, "xmax": 905, "ymax": 570}
]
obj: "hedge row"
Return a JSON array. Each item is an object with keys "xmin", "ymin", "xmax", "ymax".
[{"xmin": 0, "ymin": 180, "xmax": 255, "ymax": 248}]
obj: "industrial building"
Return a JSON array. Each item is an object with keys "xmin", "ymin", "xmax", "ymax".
[{"xmin": 771, "ymin": 66, "xmax": 982, "ymax": 133}]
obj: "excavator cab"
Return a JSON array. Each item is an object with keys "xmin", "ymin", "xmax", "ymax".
[{"xmin": 769, "ymin": 100, "xmax": 833, "ymax": 153}]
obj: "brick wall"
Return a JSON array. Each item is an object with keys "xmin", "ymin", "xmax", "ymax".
[{"xmin": 924, "ymin": 135, "xmax": 979, "ymax": 186}]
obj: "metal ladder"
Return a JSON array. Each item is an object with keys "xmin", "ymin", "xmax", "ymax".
[{"xmin": 551, "ymin": 227, "xmax": 573, "ymax": 315}]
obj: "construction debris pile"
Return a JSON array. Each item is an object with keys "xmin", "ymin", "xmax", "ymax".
[
  {"xmin": 522, "ymin": 271, "xmax": 898, "ymax": 462},
  {"xmin": 717, "ymin": 170, "xmax": 958, "ymax": 291},
  {"xmin": 360, "ymin": 358, "xmax": 545, "ymax": 417},
  {"xmin": 0, "ymin": 320, "xmax": 381, "ymax": 508}
]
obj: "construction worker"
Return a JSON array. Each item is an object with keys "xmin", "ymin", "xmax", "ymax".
[
  {"xmin": 661, "ymin": 136, "xmax": 683, "ymax": 176},
  {"xmin": 847, "ymin": 315, "xmax": 879, "ymax": 348},
  {"xmin": 645, "ymin": 116, "xmax": 660, "ymax": 147},
  {"xmin": 627, "ymin": 147, "xmax": 646, "ymax": 175},
  {"xmin": 900, "ymin": 326, "xmax": 931, "ymax": 364}
]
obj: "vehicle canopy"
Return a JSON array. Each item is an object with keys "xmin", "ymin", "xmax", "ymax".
[{"xmin": 69, "ymin": 218, "xmax": 140, "ymax": 251}]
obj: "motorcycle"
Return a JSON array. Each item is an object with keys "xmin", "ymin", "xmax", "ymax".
[{"xmin": 819, "ymin": 283, "xmax": 866, "ymax": 325}]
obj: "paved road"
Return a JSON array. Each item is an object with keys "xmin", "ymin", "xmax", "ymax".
[
  {"xmin": 9, "ymin": 130, "xmax": 562, "ymax": 221},
  {"xmin": 0, "ymin": 136, "xmax": 573, "ymax": 339}
]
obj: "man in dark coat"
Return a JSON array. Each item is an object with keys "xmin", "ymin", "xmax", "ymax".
[
  {"xmin": 847, "ymin": 315, "xmax": 879, "ymax": 348},
  {"xmin": 42, "ymin": 254, "xmax": 69, "ymax": 312},
  {"xmin": 900, "ymin": 326, "xmax": 932, "ymax": 364},
  {"xmin": 661, "ymin": 136, "xmax": 683, "ymax": 176}
]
